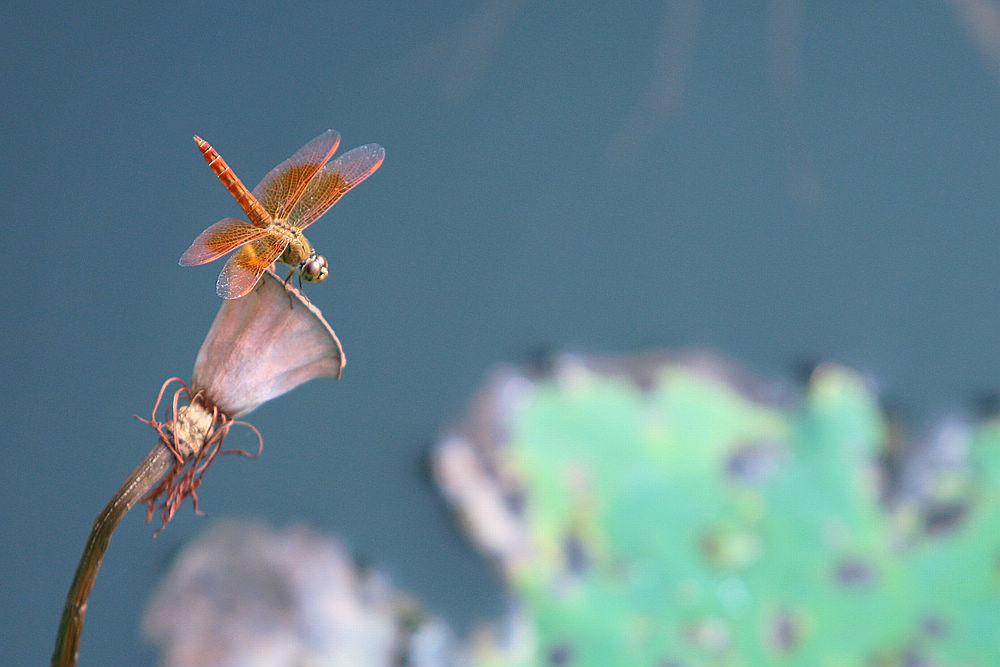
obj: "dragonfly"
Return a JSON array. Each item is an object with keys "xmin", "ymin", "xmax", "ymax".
[{"xmin": 180, "ymin": 130, "xmax": 384, "ymax": 299}]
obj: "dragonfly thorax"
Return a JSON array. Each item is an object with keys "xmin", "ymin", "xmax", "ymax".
[
  {"xmin": 280, "ymin": 232, "xmax": 313, "ymax": 266},
  {"xmin": 280, "ymin": 233, "xmax": 328, "ymax": 284}
]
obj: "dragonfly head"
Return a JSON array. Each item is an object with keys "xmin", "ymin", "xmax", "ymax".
[{"xmin": 299, "ymin": 253, "xmax": 329, "ymax": 284}]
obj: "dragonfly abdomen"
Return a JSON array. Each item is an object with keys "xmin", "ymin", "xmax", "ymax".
[{"xmin": 194, "ymin": 136, "xmax": 271, "ymax": 228}]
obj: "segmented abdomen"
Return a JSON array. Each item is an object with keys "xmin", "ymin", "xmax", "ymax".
[{"xmin": 194, "ymin": 136, "xmax": 270, "ymax": 227}]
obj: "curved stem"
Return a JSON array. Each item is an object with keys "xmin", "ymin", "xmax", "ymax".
[{"xmin": 51, "ymin": 442, "xmax": 175, "ymax": 667}]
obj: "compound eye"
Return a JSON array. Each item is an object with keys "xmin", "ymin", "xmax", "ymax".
[{"xmin": 301, "ymin": 254, "xmax": 329, "ymax": 283}]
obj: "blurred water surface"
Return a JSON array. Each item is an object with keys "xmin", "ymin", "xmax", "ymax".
[{"xmin": 4, "ymin": 2, "xmax": 1000, "ymax": 664}]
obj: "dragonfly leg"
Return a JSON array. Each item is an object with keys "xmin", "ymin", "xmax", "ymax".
[{"xmin": 283, "ymin": 268, "xmax": 297, "ymax": 309}]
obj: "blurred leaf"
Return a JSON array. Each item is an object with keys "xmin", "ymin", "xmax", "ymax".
[{"xmin": 435, "ymin": 354, "xmax": 1000, "ymax": 665}]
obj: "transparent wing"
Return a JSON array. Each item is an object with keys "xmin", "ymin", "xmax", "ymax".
[
  {"xmin": 251, "ymin": 130, "xmax": 341, "ymax": 222},
  {"xmin": 216, "ymin": 235, "xmax": 288, "ymax": 299},
  {"xmin": 179, "ymin": 217, "xmax": 270, "ymax": 266},
  {"xmin": 288, "ymin": 143, "xmax": 385, "ymax": 231}
]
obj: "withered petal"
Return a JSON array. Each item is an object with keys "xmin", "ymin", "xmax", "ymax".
[{"xmin": 192, "ymin": 270, "xmax": 345, "ymax": 417}]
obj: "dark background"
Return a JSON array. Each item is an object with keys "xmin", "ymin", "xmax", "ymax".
[{"xmin": 4, "ymin": 2, "xmax": 1000, "ymax": 663}]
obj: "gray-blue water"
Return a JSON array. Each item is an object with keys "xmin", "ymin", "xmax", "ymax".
[{"xmin": 4, "ymin": 2, "xmax": 1000, "ymax": 663}]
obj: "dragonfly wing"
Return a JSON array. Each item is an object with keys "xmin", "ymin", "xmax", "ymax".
[
  {"xmin": 179, "ymin": 218, "xmax": 269, "ymax": 266},
  {"xmin": 252, "ymin": 130, "xmax": 341, "ymax": 221},
  {"xmin": 216, "ymin": 235, "xmax": 287, "ymax": 299},
  {"xmin": 289, "ymin": 143, "xmax": 385, "ymax": 231}
]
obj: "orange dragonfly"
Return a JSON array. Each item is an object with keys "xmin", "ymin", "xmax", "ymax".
[{"xmin": 180, "ymin": 130, "xmax": 384, "ymax": 299}]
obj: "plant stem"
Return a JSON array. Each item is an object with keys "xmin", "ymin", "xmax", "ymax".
[{"xmin": 51, "ymin": 441, "xmax": 175, "ymax": 667}]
